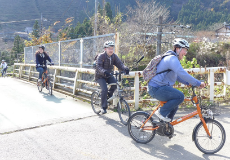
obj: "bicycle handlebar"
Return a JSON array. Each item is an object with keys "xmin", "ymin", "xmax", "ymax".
[{"xmin": 47, "ymin": 63, "xmax": 54, "ymax": 66}]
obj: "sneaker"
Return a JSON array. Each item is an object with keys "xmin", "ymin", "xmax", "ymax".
[
  {"xmin": 101, "ymin": 109, "xmax": 107, "ymax": 114},
  {"xmin": 38, "ymin": 78, "xmax": 42, "ymax": 82},
  {"xmin": 155, "ymin": 110, "xmax": 171, "ymax": 122}
]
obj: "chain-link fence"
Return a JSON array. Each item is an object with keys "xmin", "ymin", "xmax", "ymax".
[
  {"xmin": 24, "ymin": 33, "xmax": 116, "ymax": 68},
  {"xmin": 23, "ymin": 33, "xmax": 116, "ymax": 89}
]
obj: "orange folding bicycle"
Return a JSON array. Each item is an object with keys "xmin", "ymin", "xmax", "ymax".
[{"xmin": 127, "ymin": 86, "xmax": 226, "ymax": 154}]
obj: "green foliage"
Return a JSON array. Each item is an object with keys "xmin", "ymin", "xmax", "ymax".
[
  {"xmin": 105, "ymin": 2, "xmax": 113, "ymax": 20},
  {"xmin": 177, "ymin": 0, "xmax": 230, "ymax": 30},
  {"xmin": 180, "ymin": 56, "xmax": 200, "ymax": 69},
  {"xmin": 98, "ymin": 4, "xmax": 103, "ymax": 15},
  {"xmin": 60, "ymin": 18, "xmax": 93, "ymax": 39},
  {"xmin": 12, "ymin": 35, "xmax": 24, "ymax": 54},
  {"xmin": 32, "ymin": 20, "xmax": 40, "ymax": 38}
]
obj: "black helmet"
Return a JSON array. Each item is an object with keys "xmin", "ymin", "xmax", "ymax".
[{"xmin": 39, "ymin": 45, "xmax": 45, "ymax": 50}]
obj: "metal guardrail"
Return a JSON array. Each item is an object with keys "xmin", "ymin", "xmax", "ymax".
[{"xmin": 13, "ymin": 63, "xmax": 230, "ymax": 109}]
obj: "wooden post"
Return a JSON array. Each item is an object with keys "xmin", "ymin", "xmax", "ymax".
[
  {"xmin": 12, "ymin": 65, "xmax": 16, "ymax": 77},
  {"xmin": 114, "ymin": 32, "xmax": 119, "ymax": 71},
  {"xmin": 134, "ymin": 72, "xmax": 140, "ymax": 110},
  {"xmin": 209, "ymin": 71, "xmax": 214, "ymax": 100},
  {"xmin": 53, "ymin": 69, "xmax": 60, "ymax": 88},
  {"xmin": 73, "ymin": 71, "xmax": 82, "ymax": 95},
  {"xmin": 28, "ymin": 66, "xmax": 32, "ymax": 81}
]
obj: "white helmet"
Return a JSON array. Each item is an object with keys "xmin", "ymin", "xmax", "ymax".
[
  {"xmin": 2, "ymin": 60, "xmax": 5, "ymax": 62},
  {"xmin": 104, "ymin": 41, "xmax": 115, "ymax": 48},
  {"xmin": 173, "ymin": 38, "xmax": 189, "ymax": 49}
]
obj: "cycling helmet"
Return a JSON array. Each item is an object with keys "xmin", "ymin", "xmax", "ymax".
[
  {"xmin": 173, "ymin": 38, "xmax": 189, "ymax": 49},
  {"xmin": 39, "ymin": 45, "xmax": 45, "ymax": 50},
  {"xmin": 2, "ymin": 60, "xmax": 5, "ymax": 62},
  {"xmin": 103, "ymin": 41, "xmax": 115, "ymax": 48}
]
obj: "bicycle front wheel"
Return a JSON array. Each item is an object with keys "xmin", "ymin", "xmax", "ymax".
[
  {"xmin": 37, "ymin": 80, "xmax": 43, "ymax": 92},
  {"xmin": 91, "ymin": 91, "xmax": 101, "ymax": 114},
  {"xmin": 193, "ymin": 119, "xmax": 226, "ymax": 154},
  {"xmin": 48, "ymin": 80, "xmax": 52, "ymax": 95},
  {"xmin": 128, "ymin": 112, "xmax": 156, "ymax": 144},
  {"xmin": 117, "ymin": 99, "xmax": 130, "ymax": 125}
]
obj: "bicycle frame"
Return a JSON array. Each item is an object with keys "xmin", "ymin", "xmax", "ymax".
[
  {"xmin": 41, "ymin": 70, "xmax": 49, "ymax": 84},
  {"xmin": 140, "ymin": 91, "xmax": 211, "ymax": 137}
]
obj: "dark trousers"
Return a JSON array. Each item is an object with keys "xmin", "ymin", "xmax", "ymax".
[
  {"xmin": 97, "ymin": 77, "xmax": 117, "ymax": 110},
  {"xmin": 1, "ymin": 68, "xmax": 7, "ymax": 77}
]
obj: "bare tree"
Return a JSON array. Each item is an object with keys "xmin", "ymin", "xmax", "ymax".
[{"xmin": 119, "ymin": 0, "xmax": 170, "ymax": 66}]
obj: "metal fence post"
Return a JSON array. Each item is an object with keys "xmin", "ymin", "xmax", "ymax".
[
  {"xmin": 134, "ymin": 72, "xmax": 140, "ymax": 110},
  {"xmin": 24, "ymin": 48, "xmax": 26, "ymax": 64},
  {"xmin": 59, "ymin": 41, "xmax": 61, "ymax": 66},
  {"xmin": 31, "ymin": 46, "xmax": 34, "ymax": 64},
  {"xmin": 80, "ymin": 38, "xmax": 83, "ymax": 68}
]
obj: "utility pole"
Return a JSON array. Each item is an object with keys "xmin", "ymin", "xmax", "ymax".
[
  {"xmin": 155, "ymin": 15, "xmax": 191, "ymax": 55},
  {"xmin": 40, "ymin": 13, "xmax": 43, "ymax": 36},
  {"xmin": 94, "ymin": 0, "xmax": 97, "ymax": 36},
  {"xmin": 156, "ymin": 15, "xmax": 163, "ymax": 55}
]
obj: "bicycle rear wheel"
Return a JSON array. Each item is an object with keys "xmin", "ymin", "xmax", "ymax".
[
  {"xmin": 128, "ymin": 112, "xmax": 156, "ymax": 144},
  {"xmin": 193, "ymin": 119, "xmax": 226, "ymax": 154},
  {"xmin": 117, "ymin": 99, "xmax": 130, "ymax": 125},
  {"xmin": 91, "ymin": 91, "xmax": 101, "ymax": 114}
]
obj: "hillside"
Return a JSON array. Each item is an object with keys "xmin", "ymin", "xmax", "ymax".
[{"xmin": 1, "ymin": 0, "xmax": 230, "ymax": 32}]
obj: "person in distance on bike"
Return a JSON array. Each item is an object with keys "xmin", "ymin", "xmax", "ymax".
[
  {"xmin": 0, "ymin": 60, "xmax": 8, "ymax": 77},
  {"xmin": 95, "ymin": 41, "xmax": 129, "ymax": 114},
  {"xmin": 148, "ymin": 38, "xmax": 205, "ymax": 122},
  {"xmin": 35, "ymin": 45, "xmax": 53, "ymax": 82}
]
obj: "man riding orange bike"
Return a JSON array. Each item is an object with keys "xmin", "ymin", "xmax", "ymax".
[
  {"xmin": 35, "ymin": 45, "xmax": 53, "ymax": 86},
  {"xmin": 148, "ymin": 38, "xmax": 205, "ymax": 122},
  {"xmin": 95, "ymin": 41, "xmax": 129, "ymax": 114}
]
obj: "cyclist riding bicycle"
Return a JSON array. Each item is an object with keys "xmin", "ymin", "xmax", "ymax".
[
  {"xmin": 0, "ymin": 60, "xmax": 7, "ymax": 77},
  {"xmin": 35, "ymin": 45, "xmax": 53, "ymax": 83},
  {"xmin": 148, "ymin": 38, "xmax": 205, "ymax": 122},
  {"xmin": 95, "ymin": 41, "xmax": 129, "ymax": 114}
]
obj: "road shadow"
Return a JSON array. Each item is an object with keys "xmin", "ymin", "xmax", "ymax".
[
  {"xmin": 40, "ymin": 92, "xmax": 65, "ymax": 103},
  {"xmin": 97, "ymin": 113, "xmax": 131, "ymax": 137},
  {"xmin": 99, "ymin": 108, "xmax": 229, "ymax": 159}
]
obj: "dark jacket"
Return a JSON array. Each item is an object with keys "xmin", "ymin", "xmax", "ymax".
[
  {"xmin": 35, "ymin": 52, "xmax": 52, "ymax": 69},
  {"xmin": 95, "ymin": 51, "xmax": 128, "ymax": 80}
]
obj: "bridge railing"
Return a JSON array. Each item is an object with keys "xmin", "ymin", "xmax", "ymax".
[{"xmin": 13, "ymin": 63, "xmax": 230, "ymax": 109}]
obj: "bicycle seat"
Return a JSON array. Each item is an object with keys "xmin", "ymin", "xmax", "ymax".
[{"xmin": 159, "ymin": 101, "xmax": 167, "ymax": 106}]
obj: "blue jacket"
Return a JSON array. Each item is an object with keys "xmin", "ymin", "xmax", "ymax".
[
  {"xmin": 35, "ymin": 52, "xmax": 52, "ymax": 69},
  {"xmin": 148, "ymin": 50, "xmax": 201, "ymax": 87}
]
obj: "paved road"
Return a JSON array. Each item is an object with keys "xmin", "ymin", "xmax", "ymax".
[
  {"xmin": 0, "ymin": 78, "xmax": 229, "ymax": 160},
  {"xmin": 0, "ymin": 78, "xmax": 95, "ymax": 134}
]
